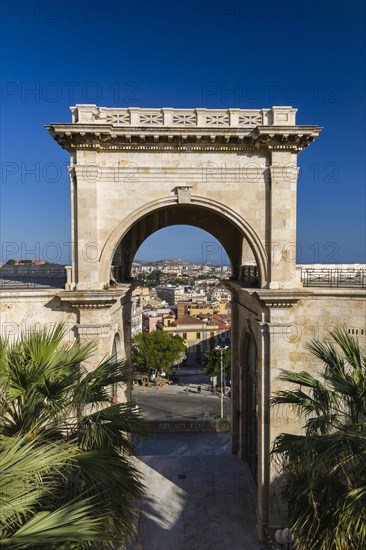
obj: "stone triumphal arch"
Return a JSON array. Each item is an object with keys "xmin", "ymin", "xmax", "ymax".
[
  {"xmin": 43, "ymin": 105, "xmax": 366, "ymax": 538},
  {"xmin": 48, "ymin": 105, "xmax": 319, "ymax": 292}
]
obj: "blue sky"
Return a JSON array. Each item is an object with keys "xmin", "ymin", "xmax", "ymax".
[{"xmin": 1, "ymin": 0, "xmax": 365, "ymax": 265}]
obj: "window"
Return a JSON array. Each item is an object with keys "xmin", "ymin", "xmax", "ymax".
[
  {"xmin": 196, "ymin": 332, "xmax": 201, "ymax": 339},
  {"xmin": 183, "ymin": 332, "xmax": 187, "ymax": 340}
]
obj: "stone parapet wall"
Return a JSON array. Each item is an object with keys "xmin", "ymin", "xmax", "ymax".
[
  {"xmin": 0, "ymin": 265, "xmax": 67, "ymax": 277},
  {"xmin": 147, "ymin": 419, "xmax": 230, "ymax": 433},
  {"xmin": 70, "ymin": 104, "xmax": 298, "ymax": 128},
  {"xmin": 0, "ymin": 265, "xmax": 67, "ymax": 289}
]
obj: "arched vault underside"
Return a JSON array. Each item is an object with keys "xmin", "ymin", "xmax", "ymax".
[{"xmin": 110, "ymin": 203, "xmax": 262, "ymax": 283}]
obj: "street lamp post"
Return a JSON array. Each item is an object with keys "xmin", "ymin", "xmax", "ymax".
[
  {"xmin": 220, "ymin": 348, "xmax": 224, "ymax": 418},
  {"xmin": 215, "ymin": 345, "xmax": 228, "ymax": 419}
]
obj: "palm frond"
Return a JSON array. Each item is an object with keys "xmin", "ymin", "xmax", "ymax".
[
  {"xmin": 3, "ymin": 499, "xmax": 105, "ymax": 548},
  {"xmin": 0, "ymin": 323, "xmax": 147, "ymax": 547},
  {"xmin": 330, "ymin": 327, "xmax": 362, "ymax": 371},
  {"xmin": 73, "ymin": 357, "xmax": 131, "ymax": 408},
  {"xmin": 76, "ymin": 403, "xmax": 150, "ymax": 453}
]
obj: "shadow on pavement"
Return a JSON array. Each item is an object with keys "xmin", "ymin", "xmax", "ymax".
[{"xmin": 128, "ymin": 433, "xmax": 263, "ymax": 550}]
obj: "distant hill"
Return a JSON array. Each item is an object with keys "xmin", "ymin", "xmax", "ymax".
[{"xmin": 133, "ymin": 258, "xmax": 229, "ymax": 268}]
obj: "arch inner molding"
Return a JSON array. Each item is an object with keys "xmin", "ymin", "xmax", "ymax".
[{"xmin": 100, "ymin": 195, "xmax": 268, "ymax": 284}]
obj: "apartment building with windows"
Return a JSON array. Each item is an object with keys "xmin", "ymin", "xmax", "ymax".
[{"xmin": 157, "ymin": 313, "xmax": 227, "ymax": 365}]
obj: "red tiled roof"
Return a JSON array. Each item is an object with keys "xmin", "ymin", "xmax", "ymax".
[
  {"xmin": 172, "ymin": 314, "xmax": 204, "ymax": 326},
  {"xmin": 198, "ymin": 313, "xmax": 231, "ymax": 329}
]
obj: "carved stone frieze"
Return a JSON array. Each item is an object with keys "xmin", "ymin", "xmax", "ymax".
[{"xmin": 47, "ymin": 124, "xmax": 321, "ymax": 154}]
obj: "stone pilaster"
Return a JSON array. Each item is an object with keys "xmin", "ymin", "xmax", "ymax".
[
  {"xmin": 269, "ymin": 151, "xmax": 299, "ymax": 289},
  {"xmin": 230, "ymin": 295, "xmax": 240, "ymax": 454},
  {"xmin": 256, "ymin": 321, "xmax": 270, "ymax": 538},
  {"xmin": 73, "ymin": 165, "xmax": 100, "ymax": 290}
]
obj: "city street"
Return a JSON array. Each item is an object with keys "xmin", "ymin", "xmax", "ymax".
[{"xmin": 131, "ymin": 373, "xmax": 231, "ymax": 421}]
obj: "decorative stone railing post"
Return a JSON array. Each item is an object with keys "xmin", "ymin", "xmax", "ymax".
[
  {"xmin": 65, "ymin": 265, "xmax": 73, "ymax": 290},
  {"xmin": 162, "ymin": 108, "xmax": 174, "ymax": 126},
  {"xmin": 228, "ymin": 109, "xmax": 240, "ymax": 126},
  {"xmin": 71, "ymin": 104, "xmax": 98, "ymax": 123},
  {"xmin": 129, "ymin": 108, "xmax": 140, "ymax": 125},
  {"xmin": 195, "ymin": 108, "xmax": 207, "ymax": 126},
  {"xmin": 269, "ymin": 106, "xmax": 297, "ymax": 126}
]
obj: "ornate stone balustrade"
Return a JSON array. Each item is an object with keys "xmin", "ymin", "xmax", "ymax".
[
  {"xmin": 299, "ymin": 265, "xmax": 366, "ymax": 288},
  {"xmin": 48, "ymin": 105, "xmax": 321, "ymax": 154},
  {"xmin": 239, "ymin": 265, "xmax": 366, "ymax": 289},
  {"xmin": 70, "ymin": 105, "xmax": 298, "ymax": 127},
  {"xmin": 240, "ymin": 265, "xmax": 259, "ymax": 287}
]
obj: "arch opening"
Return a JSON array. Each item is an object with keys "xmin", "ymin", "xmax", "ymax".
[
  {"xmin": 121, "ymin": 222, "xmax": 259, "ymax": 522},
  {"xmin": 129, "ymin": 225, "xmax": 232, "ymax": 370},
  {"xmin": 107, "ymin": 202, "xmax": 264, "ymax": 287}
]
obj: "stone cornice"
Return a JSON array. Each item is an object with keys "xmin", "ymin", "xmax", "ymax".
[
  {"xmin": 56, "ymin": 290, "xmax": 127, "ymax": 309},
  {"xmin": 46, "ymin": 123, "xmax": 322, "ymax": 154},
  {"xmin": 76, "ymin": 323, "xmax": 112, "ymax": 336},
  {"xmin": 251, "ymin": 288, "xmax": 366, "ymax": 306},
  {"xmin": 0, "ymin": 289, "xmax": 61, "ymax": 299},
  {"xmin": 254, "ymin": 126, "xmax": 321, "ymax": 151},
  {"xmin": 251, "ymin": 290, "xmax": 310, "ymax": 308}
]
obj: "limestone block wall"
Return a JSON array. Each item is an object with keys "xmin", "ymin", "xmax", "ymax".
[
  {"xmin": 72, "ymin": 149, "xmax": 271, "ymax": 286},
  {"xmin": 0, "ymin": 290, "xmax": 77, "ymax": 342},
  {"xmin": 0, "ymin": 288, "xmax": 132, "ymax": 402},
  {"xmin": 270, "ymin": 291, "xmax": 366, "ymax": 415},
  {"xmin": 231, "ymin": 284, "xmax": 366, "ymax": 534}
]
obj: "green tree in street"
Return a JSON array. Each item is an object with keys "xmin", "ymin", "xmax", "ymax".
[
  {"xmin": 271, "ymin": 327, "xmax": 366, "ymax": 550},
  {"xmin": 0, "ymin": 324, "xmax": 148, "ymax": 549},
  {"xmin": 202, "ymin": 348, "xmax": 231, "ymax": 376},
  {"xmin": 132, "ymin": 330, "xmax": 185, "ymax": 373}
]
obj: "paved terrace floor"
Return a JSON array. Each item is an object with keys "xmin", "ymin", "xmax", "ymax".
[{"xmin": 127, "ymin": 433, "xmax": 263, "ymax": 550}]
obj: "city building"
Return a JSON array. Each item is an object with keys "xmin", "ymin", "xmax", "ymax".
[
  {"xmin": 156, "ymin": 285, "xmax": 185, "ymax": 305},
  {"xmin": 158, "ymin": 313, "xmax": 222, "ymax": 365},
  {"xmin": 130, "ymin": 297, "xmax": 143, "ymax": 339},
  {"xmin": 142, "ymin": 308, "xmax": 175, "ymax": 332}
]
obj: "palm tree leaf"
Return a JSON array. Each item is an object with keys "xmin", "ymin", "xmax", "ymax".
[
  {"xmin": 73, "ymin": 357, "xmax": 132, "ymax": 407},
  {"xmin": 76, "ymin": 403, "xmax": 149, "ymax": 453},
  {"xmin": 4, "ymin": 499, "xmax": 104, "ymax": 547},
  {"xmin": 0, "ymin": 323, "xmax": 147, "ymax": 547},
  {"xmin": 330, "ymin": 327, "xmax": 362, "ymax": 371}
]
